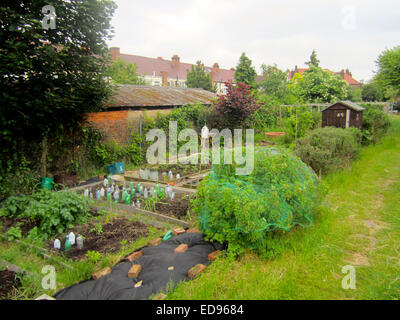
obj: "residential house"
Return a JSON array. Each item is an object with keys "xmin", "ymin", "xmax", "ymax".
[
  {"xmin": 111, "ymin": 47, "xmax": 266, "ymax": 94},
  {"xmin": 287, "ymin": 66, "xmax": 363, "ymax": 89}
]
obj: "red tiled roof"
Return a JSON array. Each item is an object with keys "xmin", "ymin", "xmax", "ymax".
[
  {"xmin": 342, "ymin": 73, "xmax": 361, "ymax": 86},
  {"xmin": 288, "ymin": 67, "xmax": 362, "ymax": 86},
  {"xmin": 118, "ymin": 53, "xmax": 235, "ymax": 82}
]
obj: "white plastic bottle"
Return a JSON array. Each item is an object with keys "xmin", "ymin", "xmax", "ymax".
[
  {"xmin": 76, "ymin": 235, "xmax": 83, "ymax": 250},
  {"xmin": 168, "ymin": 170, "xmax": 173, "ymax": 180},
  {"xmin": 84, "ymin": 188, "xmax": 89, "ymax": 197},
  {"xmin": 143, "ymin": 187, "xmax": 148, "ymax": 199},
  {"xmin": 100, "ymin": 187, "xmax": 105, "ymax": 198},
  {"xmin": 68, "ymin": 232, "xmax": 76, "ymax": 246},
  {"xmin": 54, "ymin": 239, "xmax": 61, "ymax": 250},
  {"xmin": 103, "ymin": 178, "xmax": 108, "ymax": 187},
  {"xmin": 114, "ymin": 189, "xmax": 119, "ymax": 201}
]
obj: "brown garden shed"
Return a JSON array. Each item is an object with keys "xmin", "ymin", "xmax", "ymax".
[{"xmin": 322, "ymin": 101, "xmax": 365, "ymax": 129}]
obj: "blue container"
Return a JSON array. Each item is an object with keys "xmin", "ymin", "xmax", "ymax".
[{"xmin": 107, "ymin": 162, "xmax": 125, "ymax": 175}]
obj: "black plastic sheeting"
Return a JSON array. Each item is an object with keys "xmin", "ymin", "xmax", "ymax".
[{"xmin": 54, "ymin": 232, "xmax": 223, "ymax": 300}]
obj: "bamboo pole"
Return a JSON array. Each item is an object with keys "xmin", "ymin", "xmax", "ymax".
[{"xmin": 41, "ymin": 136, "xmax": 48, "ymax": 177}]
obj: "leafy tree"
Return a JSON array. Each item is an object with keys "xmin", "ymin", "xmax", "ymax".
[
  {"xmin": 109, "ymin": 57, "xmax": 145, "ymax": 85},
  {"xmin": 259, "ymin": 64, "xmax": 288, "ymax": 100},
  {"xmin": 346, "ymin": 86, "xmax": 362, "ymax": 102},
  {"xmin": 376, "ymin": 46, "xmax": 400, "ymax": 96},
  {"xmin": 234, "ymin": 52, "xmax": 257, "ymax": 89},
  {"xmin": 213, "ymin": 81, "xmax": 260, "ymax": 129},
  {"xmin": 362, "ymin": 77, "xmax": 386, "ymax": 102},
  {"xmin": 305, "ymin": 49, "xmax": 320, "ymax": 68},
  {"xmin": 0, "ymin": 0, "xmax": 117, "ymax": 172},
  {"xmin": 186, "ymin": 60, "xmax": 214, "ymax": 92},
  {"xmin": 296, "ymin": 66, "xmax": 348, "ymax": 103}
]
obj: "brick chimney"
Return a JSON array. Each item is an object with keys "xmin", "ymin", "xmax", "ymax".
[
  {"xmin": 161, "ymin": 71, "xmax": 168, "ymax": 86},
  {"xmin": 212, "ymin": 63, "xmax": 219, "ymax": 73},
  {"xmin": 171, "ymin": 54, "xmax": 180, "ymax": 68},
  {"xmin": 110, "ymin": 47, "xmax": 120, "ymax": 61},
  {"xmin": 210, "ymin": 72, "xmax": 214, "ymax": 87}
]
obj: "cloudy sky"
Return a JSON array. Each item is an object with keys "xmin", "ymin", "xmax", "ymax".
[{"xmin": 107, "ymin": 0, "xmax": 400, "ymax": 82}]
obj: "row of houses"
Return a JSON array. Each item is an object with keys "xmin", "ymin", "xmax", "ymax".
[
  {"xmin": 110, "ymin": 47, "xmax": 363, "ymax": 93},
  {"xmin": 88, "ymin": 49, "xmax": 365, "ymax": 144}
]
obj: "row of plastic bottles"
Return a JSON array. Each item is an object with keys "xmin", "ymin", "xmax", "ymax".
[
  {"xmin": 54, "ymin": 232, "xmax": 83, "ymax": 251},
  {"xmin": 83, "ymin": 180, "xmax": 176, "ymax": 205},
  {"xmin": 140, "ymin": 169, "xmax": 181, "ymax": 181}
]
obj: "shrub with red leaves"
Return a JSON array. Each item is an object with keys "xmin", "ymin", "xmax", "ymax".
[{"xmin": 213, "ymin": 81, "xmax": 260, "ymax": 129}]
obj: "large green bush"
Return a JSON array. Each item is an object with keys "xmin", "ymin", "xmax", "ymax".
[
  {"xmin": 295, "ymin": 127, "xmax": 362, "ymax": 175},
  {"xmin": 0, "ymin": 190, "xmax": 92, "ymax": 240},
  {"xmin": 192, "ymin": 147, "xmax": 325, "ymax": 257},
  {"xmin": 360, "ymin": 103, "xmax": 391, "ymax": 144}
]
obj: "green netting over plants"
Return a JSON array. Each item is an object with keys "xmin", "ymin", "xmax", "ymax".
[{"xmin": 192, "ymin": 146, "xmax": 326, "ymax": 256}]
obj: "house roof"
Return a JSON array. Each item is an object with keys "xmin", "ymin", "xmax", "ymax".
[
  {"xmin": 118, "ymin": 53, "xmax": 236, "ymax": 83},
  {"xmin": 106, "ymin": 85, "xmax": 217, "ymax": 108},
  {"xmin": 288, "ymin": 67, "xmax": 362, "ymax": 87},
  {"xmin": 323, "ymin": 100, "xmax": 365, "ymax": 112}
]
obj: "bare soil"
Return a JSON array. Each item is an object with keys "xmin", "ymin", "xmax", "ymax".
[
  {"xmin": 0, "ymin": 270, "xmax": 21, "ymax": 300},
  {"xmin": 155, "ymin": 196, "xmax": 191, "ymax": 220},
  {"xmin": 49, "ymin": 216, "xmax": 152, "ymax": 260}
]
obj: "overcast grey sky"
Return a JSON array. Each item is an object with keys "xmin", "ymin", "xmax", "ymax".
[{"xmin": 107, "ymin": 0, "xmax": 400, "ymax": 82}]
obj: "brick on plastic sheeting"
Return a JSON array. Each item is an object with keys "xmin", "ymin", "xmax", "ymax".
[
  {"xmin": 188, "ymin": 264, "xmax": 206, "ymax": 278},
  {"xmin": 173, "ymin": 227, "xmax": 186, "ymax": 236},
  {"xmin": 186, "ymin": 228, "xmax": 200, "ymax": 233},
  {"xmin": 128, "ymin": 264, "xmax": 142, "ymax": 278},
  {"xmin": 92, "ymin": 267, "xmax": 111, "ymax": 280},
  {"xmin": 148, "ymin": 237, "xmax": 162, "ymax": 246},
  {"xmin": 126, "ymin": 250, "xmax": 143, "ymax": 262},
  {"xmin": 153, "ymin": 293, "xmax": 167, "ymax": 300},
  {"xmin": 208, "ymin": 250, "xmax": 222, "ymax": 261},
  {"xmin": 174, "ymin": 243, "xmax": 188, "ymax": 254}
]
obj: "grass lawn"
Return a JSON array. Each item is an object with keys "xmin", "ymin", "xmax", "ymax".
[{"xmin": 167, "ymin": 116, "xmax": 400, "ymax": 300}]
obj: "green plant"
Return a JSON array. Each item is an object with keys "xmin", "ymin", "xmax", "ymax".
[
  {"xmin": 85, "ymin": 250, "xmax": 102, "ymax": 263},
  {"xmin": 282, "ymin": 108, "xmax": 315, "ymax": 144},
  {"xmin": 7, "ymin": 225, "xmax": 22, "ymax": 241},
  {"xmin": 0, "ymin": 156, "xmax": 41, "ymax": 199},
  {"xmin": 143, "ymin": 198, "xmax": 157, "ymax": 212},
  {"xmin": 90, "ymin": 224, "xmax": 103, "ymax": 235},
  {"xmin": 0, "ymin": 190, "xmax": 92, "ymax": 240},
  {"xmin": 360, "ymin": 104, "xmax": 391, "ymax": 144},
  {"xmin": 0, "ymin": 0, "xmax": 117, "ymax": 184},
  {"xmin": 295, "ymin": 127, "xmax": 362, "ymax": 175},
  {"xmin": 193, "ymin": 147, "xmax": 326, "ymax": 257}
]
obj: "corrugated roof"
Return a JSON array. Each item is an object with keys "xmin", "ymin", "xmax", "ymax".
[
  {"xmin": 323, "ymin": 100, "xmax": 365, "ymax": 112},
  {"xmin": 106, "ymin": 85, "xmax": 217, "ymax": 108}
]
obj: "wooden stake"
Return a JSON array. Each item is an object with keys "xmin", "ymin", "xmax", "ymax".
[{"xmin": 41, "ymin": 136, "xmax": 48, "ymax": 177}]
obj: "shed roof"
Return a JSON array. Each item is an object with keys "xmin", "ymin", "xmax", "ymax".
[
  {"xmin": 106, "ymin": 85, "xmax": 217, "ymax": 108},
  {"xmin": 323, "ymin": 101, "xmax": 365, "ymax": 112}
]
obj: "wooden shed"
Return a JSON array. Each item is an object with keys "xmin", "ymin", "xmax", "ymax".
[{"xmin": 322, "ymin": 101, "xmax": 365, "ymax": 129}]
